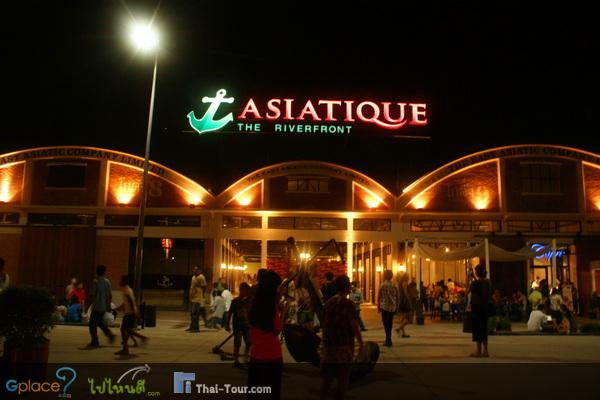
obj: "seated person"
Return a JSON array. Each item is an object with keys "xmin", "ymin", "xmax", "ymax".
[
  {"xmin": 556, "ymin": 313, "xmax": 570, "ymax": 334},
  {"xmin": 53, "ymin": 305, "xmax": 67, "ymax": 322},
  {"xmin": 559, "ymin": 304, "xmax": 577, "ymax": 333},
  {"xmin": 527, "ymin": 304, "xmax": 547, "ymax": 332},
  {"xmin": 206, "ymin": 290, "xmax": 226, "ymax": 329},
  {"xmin": 65, "ymin": 298, "xmax": 82, "ymax": 323},
  {"xmin": 441, "ymin": 301, "xmax": 451, "ymax": 320}
]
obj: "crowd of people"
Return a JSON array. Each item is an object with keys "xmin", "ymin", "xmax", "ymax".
[
  {"xmin": 525, "ymin": 278, "xmax": 579, "ymax": 334},
  {"xmin": 184, "ymin": 265, "xmax": 367, "ymax": 399}
]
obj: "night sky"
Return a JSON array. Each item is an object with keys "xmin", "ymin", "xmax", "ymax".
[{"xmin": 1, "ymin": 1, "xmax": 597, "ymax": 194}]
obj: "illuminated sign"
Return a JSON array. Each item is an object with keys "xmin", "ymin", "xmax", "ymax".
[
  {"xmin": 531, "ymin": 243, "xmax": 566, "ymax": 260},
  {"xmin": 187, "ymin": 89, "xmax": 427, "ymax": 135}
]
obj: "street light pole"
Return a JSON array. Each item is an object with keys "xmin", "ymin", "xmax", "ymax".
[{"xmin": 133, "ymin": 52, "xmax": 158, "ymax": 305}]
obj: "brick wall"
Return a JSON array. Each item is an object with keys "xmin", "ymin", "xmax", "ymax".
[{"xmin": 95, "ymin": 235, "xmax": 130, "ymax": 286}]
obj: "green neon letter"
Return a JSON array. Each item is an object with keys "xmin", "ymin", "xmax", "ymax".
[{"xmin": 187, "ymin": 89, "xmax": 234, "ymax": 134}]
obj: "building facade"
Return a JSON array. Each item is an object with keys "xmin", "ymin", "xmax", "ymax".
[{"xmin": 1, "ymin": 145, "xmax": 599, "ymax": 312}]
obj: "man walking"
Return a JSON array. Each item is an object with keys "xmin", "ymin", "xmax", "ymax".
[
  {"xmin": 88, "ymin": 265, "xmax": 115, "ymax": 347},
  {"xmin": 378, "ymin": 270, "xmax": 399, "ymax": 347},
  {"xmin": 187, "ymin": 266, "xmax": 207, "ymax": 332}
]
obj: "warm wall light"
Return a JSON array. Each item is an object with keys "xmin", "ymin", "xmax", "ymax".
[
  {"xmin": 115, "ymin": 179, "xmax": 139, "ymax": 205},
  {"xmin": 398, "ymin": 264, "xmax": 407, "ymax": 272},
  {"xmin": 411, "ymin": 195, "xmax": 429, "ymax": 209},
  {"xmin": 366, "ymin": 197, "xmax": 380, "ymax": 209},
  {"xmin": 237, "ymin": 196, "xmax": 252, "ymax": 206},
  {"xmin": 299, "ymin": 252, "xmax": 311, "ymax": 260},
  {"xmin": 445, "ymin": 247, "xmax": 450, "ymax": 252},
  {"xmin": 186, "ymin": 193, "xmax": 201, "ymax": 207},
  {"xmin": 471, "ymin": 187, "xmax": 491, "ymax": 210},
  {"xmin": 375, "ymin": 265, "xmax": 383, "ymax": 272},
  {"xmin": 0, "ymin": 166, "xmax": 14, "ymax": 203},
  {"xmin": 0, "ymin": 178, "xmax": 10, "ymax": 203},
  {"xmin": 594, "ymin": 196, "xmax": 600, "ymax": 211}
]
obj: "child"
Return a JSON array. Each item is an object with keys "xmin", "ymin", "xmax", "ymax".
[
  {"xmin": 65, "ymin": 297, "xmax": 82, "ymax": 323},
  {"xmin": 225, "ymin": 282, "xmax": 251, "ymax": 368},
  {"xmin": 114, "ymin": 275, "xmax": 147, "ymax": 356}
]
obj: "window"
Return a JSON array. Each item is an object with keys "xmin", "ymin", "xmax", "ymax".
[
  {"xmin": 287, "ymin": 177, "xmax": 329, "ymax": 193},
  {"xmin": 267, "ymin": 216, "xmax": 347, "ymax": 230},
  {"xmin": 521, "ymin": 162, "xmax": 561, "ymax": 194},
  {"xmin": 506, "ymin": 220, "xmax": 580, "ymax": 233},
  {"xmin": 46, "ymin": 163, "xmax": 87, "ymax": 188},
  {"xmin": 294, "ymin": 217, "xmax": 321, "ymax": 230},
  {"xmin": 353, "ymin": 218, "xmax": 391, "ymax": 231},
  {"xmin": 28, "ymin": 213, "xmax": 96, "ymax": 226},
  {"xmin": 0, "ymin": 212, "xmax": 19, "ymax": 225},
  {"xmin": 320, "ymin": 218, "xmax": 347, "ymax": 230},
  {"xmin": 222, "ymin": 215, "xmax": 262, "ymax": 229},
  {"xmin": 104, "ymin": 215, "xmax": 201, "ymax": 227},
  {"xmin": 556, "ymin": 221, "xmax": 581, "ymax": 233},
  {"xmin": 146, "ymin": 215, "xmax": 201, "ymax": 227},
  {"xmin": 268, "ymin": 217, "xmax": 294, "ymax": 229},
  {"xmin": 411, "ymin": 220, "xmax": 501, "ymax": 232}
]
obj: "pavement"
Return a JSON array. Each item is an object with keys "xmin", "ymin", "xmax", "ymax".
[
  {"xmin": 4, "ymin": 306, "xmax": 599, "ymax": 399},
  {"xmin": 45, "ymin": 305, "xmax": 600, "ymax": 364}
]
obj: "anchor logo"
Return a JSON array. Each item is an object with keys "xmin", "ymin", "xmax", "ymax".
[{"xmin": 187, "ymin": 89, "xmax": 234, "ymax": 135}]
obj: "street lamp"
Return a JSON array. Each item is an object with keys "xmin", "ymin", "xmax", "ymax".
[{"xmin": 129, "ymin": 20, "xmax": 159, "ymax": 305}]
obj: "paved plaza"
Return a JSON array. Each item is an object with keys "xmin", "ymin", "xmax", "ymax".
[
  {"xmin": 45, "ymin": 305, "xmax": 600, "ymax": 364},
  {"xmin": 3, "ymin": 306, "xmax": 598, "ymax": 399}
]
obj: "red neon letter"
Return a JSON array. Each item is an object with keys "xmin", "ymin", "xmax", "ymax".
[
  {"xmin": 374, "ymin": 102, "xmax": 408, "ymax": 129},
  {"xmin": 356, "ymin": 101, "xmax": 380, "ymax": 123},
  {"xmin": 297, "ymin": 100, "xmax": 322, "ymax": 121},
  {"xmin": 266, "ymin": 99, "xmax": 281, "ymax": 120},
  {"xmin": 238, "ymin": 99, "xmax": 262, "ymax": 119},
  {"xmin": 343, "ymin": 101, "xmax": 355, "ymax": 122},
  {"xmin": 318, "ymin": 100, "xmax": 342, "ymax": 121},
  {"xmin": 409, "ymin": 103, "xmax": 427, "ymax": 125},
  {"xmin": 283, "ymin": 99, "xmax": 294, "ymax": 120}
]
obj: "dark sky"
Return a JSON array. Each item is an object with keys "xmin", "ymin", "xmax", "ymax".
[{"xmin": 1, "ymin": 1, "xmax": 597, "ymax": 194}]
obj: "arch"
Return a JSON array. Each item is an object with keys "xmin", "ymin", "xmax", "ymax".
[
  {"xmin": 0, "ymin": 146, "xmax": 214, "ymax": 206},
  {"xmin": 398, "ymin": 144, "xmax": 600, "ymax": 209},
  {"xmin": 216, "ymin": 160, "xmax": 395, "ymax": 209}
]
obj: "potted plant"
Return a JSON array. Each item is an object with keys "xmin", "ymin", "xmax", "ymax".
[
  {"xmin": 0, "ymin": 285, "xmax": 55, "ymax": 365},
  {"xmin": 496, "ymin": 316, "xmax": 512, "ymax": 332}
]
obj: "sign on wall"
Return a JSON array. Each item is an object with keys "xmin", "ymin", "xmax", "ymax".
[{"xmin": 187, "ymin": 89, "xmax": 428, "ymax": 135}]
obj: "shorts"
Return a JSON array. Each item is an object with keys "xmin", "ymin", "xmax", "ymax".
[
  {"xmin": 234, "ymin": 327, "xmax": 251, "ymax": 348},
  {"xmin": 121, "ymin": 314, "xmax": 137, "ymax": 332}
]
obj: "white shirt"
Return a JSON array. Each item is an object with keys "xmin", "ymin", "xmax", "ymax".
[
  {"xmin": 221, "ymin": 289, "xmax": 233, "ymax": 311},
  {"xmin": 527, "ymin": 310, "xmax": 546, "ymax": 331},
  {"xmin": 212, "ymin": 296, "xmax": 226, "ymax": 319}
]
